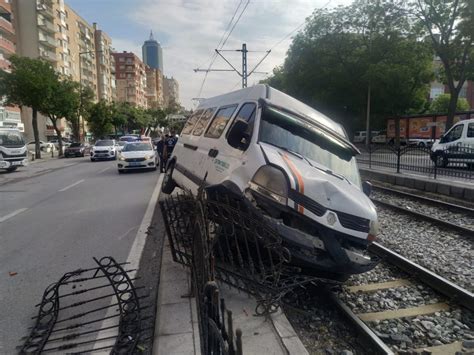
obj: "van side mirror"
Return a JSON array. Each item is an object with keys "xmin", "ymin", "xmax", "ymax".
[
  {"xmin": 227, "ymin": 119, "xmax": 250, "ymax": 150},
  {"xmin": 362, "ymin": 181, "xmax": 372, "ymax": 197}
]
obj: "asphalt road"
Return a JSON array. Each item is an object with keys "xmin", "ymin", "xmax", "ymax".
[{"xmin": 0, "ymin": 157, "xmax": 161, "ymax": 354}]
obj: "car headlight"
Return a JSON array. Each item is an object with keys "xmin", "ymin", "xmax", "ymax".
[
  {"xmin": 144, "ymin": 154, "xmax": 154, "ymax": 160},
  {"xmin": 118, "ymin": 154, "xmax": 126, "ymax": 161},
  {"xmin": 249, "ymin": 165, "xmax": 288, "ymax": 205}
]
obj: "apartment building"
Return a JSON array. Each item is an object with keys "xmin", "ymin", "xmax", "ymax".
[
  {"xmin": 145, "ymin": 66, "xmax": 164, "ymax": 108},
  {"xmin": 94, "ymin": 23, "xmax": 116, "ymax": 102},
  {"xmin": 113, "ymin": 51, "xmax": 147, "ymax": 108},
  {"xmin": 11, "ymin": 0, "xmax": 116, "ymax": 140},
  {"xmin": 163, "ymin": 76, "xmax": 180, "ymax": 108}
]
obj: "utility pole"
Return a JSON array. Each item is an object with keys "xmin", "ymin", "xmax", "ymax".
[{"xmin": 194, "ymin": 43, "xmax": 270, "ymax": 89}]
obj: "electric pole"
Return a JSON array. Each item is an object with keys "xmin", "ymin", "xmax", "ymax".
[{"xmin": 194, "ymin": 43, "xmax": 270, "ymax": 89}]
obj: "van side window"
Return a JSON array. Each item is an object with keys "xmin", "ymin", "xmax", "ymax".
[
  {"xmin": 444, "ymin": 124, "xmax": 463, "ymax": 142},
  {"xmin": 205, "ymin": 105, "xmax": 237, "ymax": 139},
  {"xmin": 468, "ymin": 123, "xmax": 474, "ymax": 138},
  {"xmin": 192, "ymin": 108, "xmax": 216, "ymax": 136},
  {"xmin": 226, "ymin": 103, "xmax": 256, "ymax": 140},
  {"xmin": 181, "ymin": 110, "xmax": 204, "ymax": 135}
]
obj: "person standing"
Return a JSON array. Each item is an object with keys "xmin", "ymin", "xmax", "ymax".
[{"xmin": 156, "ymin": 135, "xmax": 166, "ymax": 173}]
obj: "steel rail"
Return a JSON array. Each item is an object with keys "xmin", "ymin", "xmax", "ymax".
[
  {"xmin": 372, "ymin": 184, "xmax": 474, "ymax": 214},
  {"xmin": 371, "ymin": 198, "xmax": 474, "ymax": 238},
  {"xmin": 327, "ymin": 290, "xmax": 395, "ymax": 355},
  {"xmin": 369, "ymin": 242, "xmax": 474, "ymax": 312}
]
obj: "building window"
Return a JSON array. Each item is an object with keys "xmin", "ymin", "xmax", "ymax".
[{"xmin": 119, "ymin": 57, "xmax": 125, "ymax": 62}]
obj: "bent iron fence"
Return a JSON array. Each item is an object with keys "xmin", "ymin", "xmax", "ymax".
[
  {"xmin": 357, "ymin": 143, "xmax": 474, "ymax": 181},
  {"xmin": 160, "ymin": 184, "xmax": 339, "ymax": 354}
]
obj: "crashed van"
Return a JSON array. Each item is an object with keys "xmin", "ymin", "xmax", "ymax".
[{"xmin": 162, "ymin": 85, "xmax": 379, "ymax": 280}]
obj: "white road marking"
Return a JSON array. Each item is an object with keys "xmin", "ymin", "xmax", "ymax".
[
  {"xmin": 92, "ymin": 174, "xmax": 164, "ymax": 351},
  {"xmin": 0, "ymin": 208, "xmax": 28, "ymax": 223},
  {"xmin": 98, "ymin": 167, "xmax": 110, "ymax": 174},
  {"xmin": 58, "ymin": 179, "xmax": 84, "ymax": 192}
]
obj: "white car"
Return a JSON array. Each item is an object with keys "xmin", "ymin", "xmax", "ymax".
[
  {"xmin": 117, "ymin": 141, "xmax": 158, "ymax": 173},
  {"xmin": 162, "ymin": 84, "xmax": 379, "ymax": 281},
  {"xmin": 90, "ymin": 139, "xmax": 117, "ymax": 161},
  {"xmin": 27, "ymin": 140, "xmax": 54, "ymax": 152},
  {"xmin": 116, "ymin": 141, "xmax": 127, "ymax": 152}
]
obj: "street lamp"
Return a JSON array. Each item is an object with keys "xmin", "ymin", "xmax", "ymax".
[{"xmin": 78, "ymin": 50, "xmax": 102, "ymax": 142}]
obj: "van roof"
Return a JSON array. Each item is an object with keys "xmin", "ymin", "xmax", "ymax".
[{"xmin": 198, "ymin": 84, "xmax": 345, "ymax": 136}]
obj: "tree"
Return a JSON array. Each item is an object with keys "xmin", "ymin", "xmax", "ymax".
[
  {"xmin": 41, "ymin": 78, "xmax": 80, "ymax": 156},
  {"xmin": 263, "ymin": 0, "xmax": 434, "ymax": 136},
  {"xmin": 0, "ymin": 56, "xmax": 57, "ymax": 158},
  {"xmin": 87, "ymin": 100, "xmax": 113, "ymax": 139},
  {"xmin": 430, "ymin": 93, "xmax": 470, "ymax": 113},
  {"xmin": 146, "ymin": 107, "xmax": 167, "ymax": 135},
  {"xmin": 411, "ymin": 0, "xmax": 474, "ymax": 129}
]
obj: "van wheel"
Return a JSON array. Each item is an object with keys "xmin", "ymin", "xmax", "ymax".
[
  {"xmin": 162, "ymin": 163, "xmax": 176, "ymax": 194},
  {"xmin": 435, "ymin": 154, "xmax": 448, "ymax": 168}
]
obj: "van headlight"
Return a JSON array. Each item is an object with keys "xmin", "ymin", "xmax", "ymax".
[{"xmin": 249, "ymin": 166, "xmax": 288, "ymax": 205}]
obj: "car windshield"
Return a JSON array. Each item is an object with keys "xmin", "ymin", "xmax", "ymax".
[
  {"xmin": 123, "ymin": 143, "xmax": 152, "ymax": 152},
  {"xmin": 95, "ymin": 140, "xmax": 114, "ymax": 146},
  {"xmin": 0, "ymin": 130, "xmax": 25, "ymax": 147},
  {"xmin": 259, "ymin": 106, "xmax": 361, "ymax": 186},
  {"xmin": 70, "ymin": 143, "xmax": 81, "ymax": 147}
]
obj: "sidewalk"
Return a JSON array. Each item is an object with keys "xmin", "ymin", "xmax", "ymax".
[{"xmin": 153, "ymin": 239, "xmax": 308, "ymax": 355}]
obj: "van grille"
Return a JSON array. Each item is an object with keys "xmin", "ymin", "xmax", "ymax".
[
  {"xmin": 289, "ymin": 189, "xmax": 326, "ymax": 216},
  {"xmin": 336, "ymin": 211, "xmax": 370, "ymax": 233}
]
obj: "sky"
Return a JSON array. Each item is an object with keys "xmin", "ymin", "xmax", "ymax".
[{"xmin": 67, "ymin": 0, "xmax": 352, "ymax": 109}]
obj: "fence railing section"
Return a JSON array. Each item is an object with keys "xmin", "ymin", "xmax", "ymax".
[{"xmin": 357, "ymin": 143, "xmax": 474, "ymax": 180}]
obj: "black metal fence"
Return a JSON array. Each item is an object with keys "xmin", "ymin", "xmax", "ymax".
[{"xmin": 357, "ymin": 143, "xmax": 474, "ymax": 181}]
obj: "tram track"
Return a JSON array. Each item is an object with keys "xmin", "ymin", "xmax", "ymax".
[{"xmin": 326, "ymin": 243, "xmax": 474, "ymax": 354}]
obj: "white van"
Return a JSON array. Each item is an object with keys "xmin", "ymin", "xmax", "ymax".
[
  {"xmin": 430, "ymin": 118, "xmax": 474, "ymax": 168},
  {"xmin": 0, "ymin": 128, "xmax": 28, "ymax": 172},
  {"xmin": 162, "ymin": 85, "xmax": 379, "ymax": 280}
]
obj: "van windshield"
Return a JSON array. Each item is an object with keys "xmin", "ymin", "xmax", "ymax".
[
  {"xmin": 259, "ymin": 106, "xmax": 361, "ymax": 186},
  {"xmin": 0, "ymin": 130, "xmax": 25, "ymax": 148}
]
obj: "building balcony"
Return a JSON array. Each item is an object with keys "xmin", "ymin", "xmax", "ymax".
[
  {"xmin": 0, "ymin": 37, "xmax": 15, "ymax": 55},
  {"xmin": 37, "ymin": 19, "xmax": 55, "ymax": 33},
  {"xmin": 0, "ymin": 17, "xmax": 14, "ymax": 40},
  {"xmin": 36, "ymin": 3, "xmax": 54, "ymax": 19},
  {"xmin": 0, "ymin": 57, "xmax": 10, "ymax": 71},
  {"xmin": 39, "ymin": 49, "xmax": 57, "ymax": 62},
  {"xmin": 38, "ymin": 34, "xmax": 56, "ymax": 48}
]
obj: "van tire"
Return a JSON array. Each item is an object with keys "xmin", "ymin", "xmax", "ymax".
[{"xmin": 162, "ymin": 163, "xmax": 176, "ymax": 194}]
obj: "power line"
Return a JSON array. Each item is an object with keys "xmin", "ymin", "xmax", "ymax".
[{"xmin": 195, "ymin": 0, "xmax": 250, "ymax": 102}]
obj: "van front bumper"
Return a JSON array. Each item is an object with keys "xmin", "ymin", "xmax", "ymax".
[{"xmin": 0, "ymin": 158, "xmax": 28, "ymax": 169}]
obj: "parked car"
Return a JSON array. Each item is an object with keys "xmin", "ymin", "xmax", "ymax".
[
  {"xmin": 27, "ymin": 140, "xmax": 54, "ymax": 152},
  {"xmin": 431, "ymin": 118, "xmax": 474, "ymax": 168},
  {"xmin": 64, "ymin": 142, "xmax": 90, "ymax": 158},
  {"xmin": 90, "ymin": 139, "xmax": 117, "ymax": 161},
  {"xmin": 162, "ymin": 84, "xmax": 379, "ymax": 281},
  {"xmin": 117, "ymin": 141, "xmax": 157, "ymax": 173},
  {"xmin": 49, "ymin": 138, "xmax": 71, "ymax": 150}
]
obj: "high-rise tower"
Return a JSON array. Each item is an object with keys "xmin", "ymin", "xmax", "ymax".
[{"xmin": 142, "ymin": 30, "xmax": 163, "ymax": 72}]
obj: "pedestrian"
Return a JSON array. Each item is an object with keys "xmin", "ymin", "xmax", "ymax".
[{"xmin": 156, "ymin": 134, "xmax": 166, "ymax": 173}]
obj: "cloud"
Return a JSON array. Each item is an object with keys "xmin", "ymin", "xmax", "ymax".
[{"xmin": 116, "ymin": 0, "xmax": 352, "ymax": 109}]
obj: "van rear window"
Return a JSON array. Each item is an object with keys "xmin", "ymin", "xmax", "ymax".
[
  {"xmin": 181, "ymin": 110, "xmax": 204, "ymax": 135},
  {"xmin": 204, "ymin": 105, "xmax": 237, "ymax": 139},
  {"xmin": 192, "ymin": 108, "xmax": 216, "ymax": 136}
]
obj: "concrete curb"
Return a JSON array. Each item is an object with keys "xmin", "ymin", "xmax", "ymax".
[{"xmin": 270, "ymin": 309, "xmax": 310, "ymax": 355}]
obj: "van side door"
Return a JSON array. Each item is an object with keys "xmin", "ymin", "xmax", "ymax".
[
  {"xmin": 205, "ymin": 102, "xmax": 257, "ymax": 186},
  {"xmin": 440, "ymin": 122, "xmax": 465, "ymax": 161}
]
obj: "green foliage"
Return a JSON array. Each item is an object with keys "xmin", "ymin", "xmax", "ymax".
[
  {"xmin": 0, "ymin": 55, "xmax": 58, "ymax": 157},
  {"xmin": 87, "ymin": 100, "xmax": 114, "ymax": 139},
  {"xmin": 411, "ymin": 0, "xmax": 474, "ymax": 128},
  {"xmin": 430, "ymin": 94, "xmax": 470, "ymax": 113},
  {"xmin": 263, "ymin": 0, "xmax": 434, "ymax": 132}
]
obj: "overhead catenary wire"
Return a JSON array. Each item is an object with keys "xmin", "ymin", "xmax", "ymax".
[{"xmin": 195, "ymin": 0, "xmax": 250, "ymax": 102}]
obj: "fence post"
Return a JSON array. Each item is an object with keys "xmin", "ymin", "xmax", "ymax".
[
  {"xmin": 396, "ymin": 146, "xmax": 401, "ymax": 173},
  {"xmin": 434, "ymin": 160, "xmax": 437, "ymax": 180},
  {"xmin": 369, "ymin": 145, "xmax": 372, "ymax": 169},
  {"xmin": 236, "ymin": 328, "xmax": 243, "ymax": 355}
]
